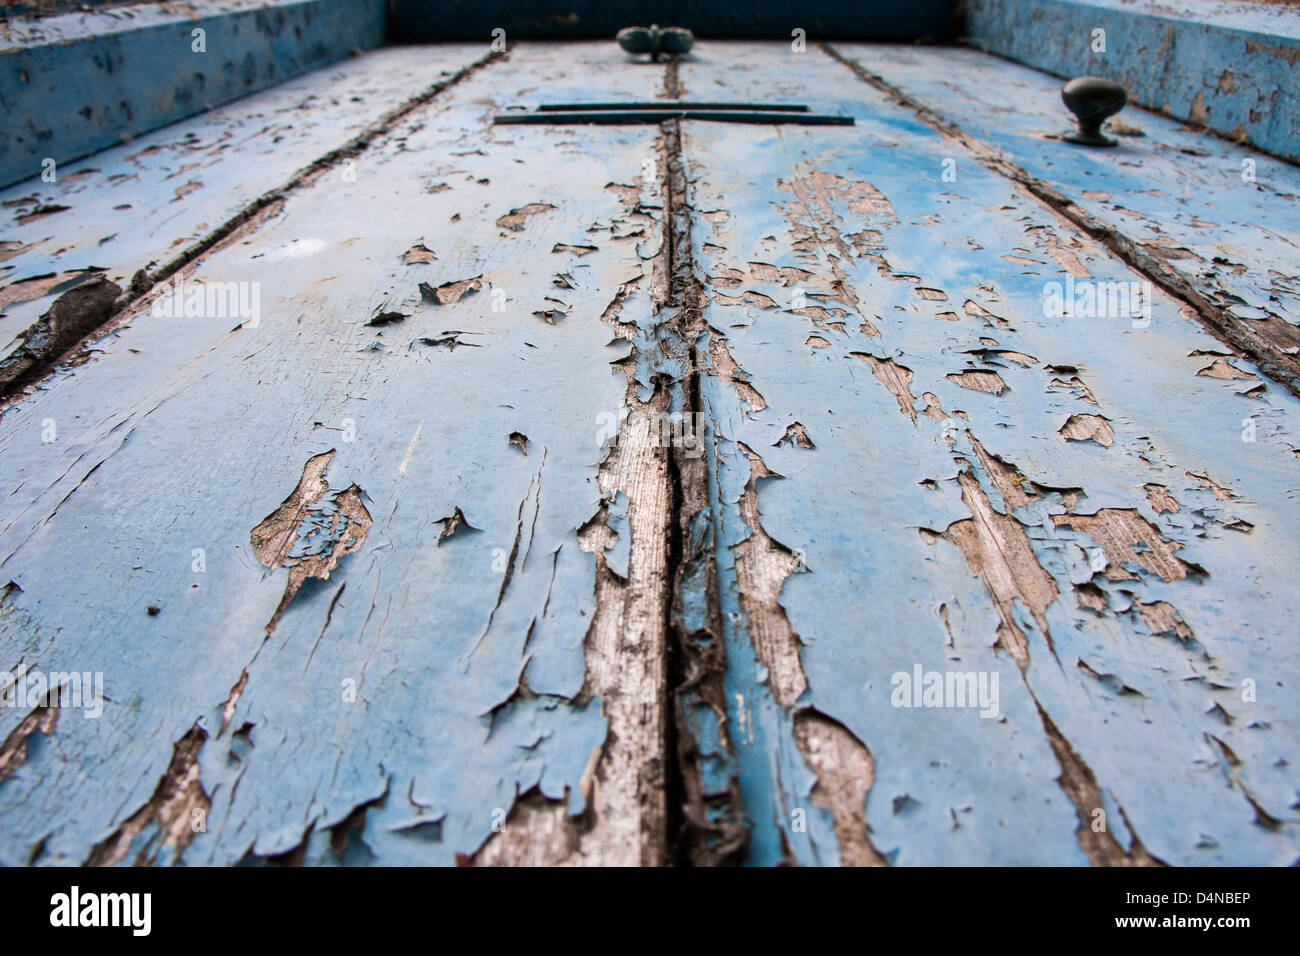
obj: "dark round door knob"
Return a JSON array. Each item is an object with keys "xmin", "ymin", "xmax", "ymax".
[{"xmin": 1061, "ymin": 76, "xmax": 1128, "ymax": 147}]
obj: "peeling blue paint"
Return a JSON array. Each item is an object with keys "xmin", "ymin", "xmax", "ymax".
[
  {"xmin": 680, "ymin": 41, "xmax": 1300, "ymax": 865},
  {"xmin": 838, "ymin": 42, "xmax": 1300, "ymax": 333},
  {"xmin": 0, "ymin": 44, "xmax": 660, "ymax": 866},
  {"xmin": 0, "ymin": 35, "xmax": 1296, "ymax": 868}
]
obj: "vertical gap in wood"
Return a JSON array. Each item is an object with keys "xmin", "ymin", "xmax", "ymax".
[
  {"xmin": 660, "ymin": 56, "xmax": 751, "ymax": 865},
  {"xmin": 660, "ymin": 56, "xmax": 691, "ymax": 867}
]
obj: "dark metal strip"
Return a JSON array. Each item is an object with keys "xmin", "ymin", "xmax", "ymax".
[
  {"xmin": 534, "ymin": 101, "xmax": 810, "ymax": 112},
  {"xmin": 494, "ymin": 110, "xmax": 853, "ymax": 125}
]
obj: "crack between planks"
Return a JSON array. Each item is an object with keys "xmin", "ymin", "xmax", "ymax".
[
  {"xmin": 469, "ymin": 56, "xmax": 696, "ymax": 867},
  {"xmin": 658, "ymin": 57, "xmax": 889, "ymax": 867},
  {"xmin": 660, "ymin": 56, "xmax": 752, "ymax": 864}
]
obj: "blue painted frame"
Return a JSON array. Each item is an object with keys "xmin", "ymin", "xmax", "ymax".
[
  {"xmin": 964, "ymin": 0, "xmax": 1300, "ymax": 162},
  {"xmin": 0, "ymin": 0, "xmax": 387, "ymax": 190}
]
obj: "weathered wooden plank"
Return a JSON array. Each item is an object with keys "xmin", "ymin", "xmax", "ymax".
[
  {"xmin": 673, "ymin": 41, "xmax": 1300, "ymax": 865},
  {"xmin": 0, "ymin": 42, "xmax": 490, "ymax": 378},
  {"xmin": 830, "ymin": 42, "xmax": 1300, "ymax": 394},
  {"xmin": 0, "ymin": 42, "xmax": 670, "ymax": 865}
]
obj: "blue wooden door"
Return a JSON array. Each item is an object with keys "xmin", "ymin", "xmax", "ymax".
[{"xmin": 1, "ymin": 38, "xmax": 1298, "ymax": 867}]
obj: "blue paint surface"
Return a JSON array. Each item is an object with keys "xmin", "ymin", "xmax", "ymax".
[
  {"xmin": 0, "ymin": 43, "xmax": 661, "ymax": 866},
  {"xmin": 0, "ymin": 43, "xmax": 488, "ymax": 366},
  {"xmin": 680, "ymin": 42, "xmax": 1300, "ymax": 865},
  {"xmin": 1, "ymin": 37, "xmax": 1298, "ymax": 867},
  {"xmin": 841, "ymin": 43, "xmax": 1300, "ymax": 335}
]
